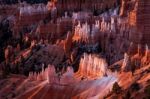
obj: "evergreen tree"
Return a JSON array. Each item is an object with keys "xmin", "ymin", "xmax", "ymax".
[{"xmin": 112, "ymin": 82, "xmax": 122, "ymax": 94}]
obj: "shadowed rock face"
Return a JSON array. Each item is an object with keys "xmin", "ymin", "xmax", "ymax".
[{"xmin": 22, "ymin": 44, "xmax": 65, "ymax": 74}]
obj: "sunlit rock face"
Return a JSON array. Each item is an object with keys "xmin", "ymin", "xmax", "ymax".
[
  {"xmin": 73, "ymin": 21, "xmax": 90, "ymax": 42},
  {"xmin": 100, "ymin": 16, "xmax": 118, "ymax": 33},
  {"xmin": 73, "ymin": 20, "xmax": 100, "ymax": 43},
  {"xmin": 76, "ymin": 53, "xmax": 108, "ymax": 79},
  {"xmin": 68, "ymin": 8, "xmax": 121, "ymax": 52},
  {"xmin": 72, "ymin": 11, "xmax": 121, "ymax": 44}
]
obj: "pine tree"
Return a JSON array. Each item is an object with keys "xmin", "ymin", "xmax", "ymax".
[{"xmin": 112, "ymin": 82, "xmax": 122, "ymax": 94}]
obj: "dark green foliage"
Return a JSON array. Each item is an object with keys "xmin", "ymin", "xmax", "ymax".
[
  {"xmin": 144, "ymin": 85, "xmax": 150, "ymax": 99},
  {"xmin": 130, "ymin": 82, "xmax": 140, "ymax": 91},
  {"xmin": 131, "ymin": 60, "xmax": 136, "ymax": 75},
  {"xmin": 112, "ymin": 82, "xmax": 122, "ymax": 94}
]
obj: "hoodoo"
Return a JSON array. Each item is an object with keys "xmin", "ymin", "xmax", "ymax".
[{"xmin": 76, "ymin": 53, "xmax": 108, "ymax": 79}]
